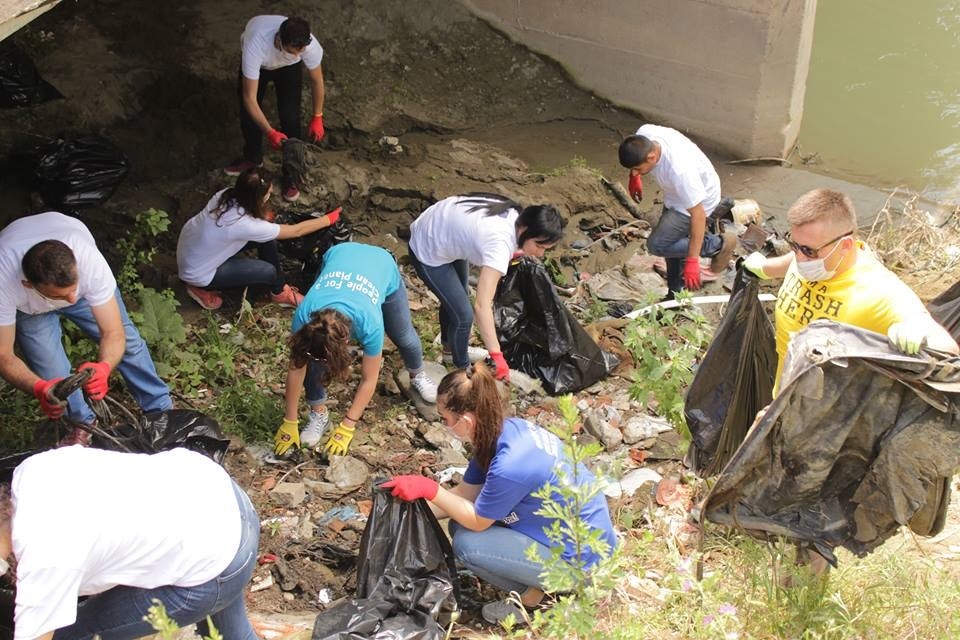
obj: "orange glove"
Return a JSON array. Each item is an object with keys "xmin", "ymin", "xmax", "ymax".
[
  {"xmin": 489, "ymin": 352, "xmax": 510, "ymax": 381},
  {"xmin": 308, "ymin": 115, "xmax": 325, "ymax": 142},
  {"xmin": 628, "ymin": 173, "xmax": 643, "ymax": 202},
  {"xmin": 33, "ymin": 378, "xmax": 65, "ymax": 419},
  {"xmin": 381, "ymin": 475, "xmax": 439, "ymax": 502},
  {"xmin": 325, "ymin": 207, "xmax": 342, "ymax": 226},
  {"xmin": 683, "ymin": 257, "xmax": 701, "ymax": 290},
  {"xmin": 266, "ymin": 128, "xmax": 288, "ymax": 150},
  {"xmin": 78, "ymin": 360, "xmax": 111, "ymax": 400}
]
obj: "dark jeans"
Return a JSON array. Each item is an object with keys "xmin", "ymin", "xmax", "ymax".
[
  {"xmin": 237, "ymin": 64, "xmax": 302, "ymax": 187},
  {"xmin": 55, "ymin": 482, "xmax": 260, "ymax": 640},
  {"xmin": 407, "ymin": 248, "xmax": 472, "ymax": 369},
  {"xmin": 206, "ymin": 240, "xmax": 285, "ymax": 294},
  {"xmin": 647, "ymin": 206, "xmax": 724, "ymax": 294}
]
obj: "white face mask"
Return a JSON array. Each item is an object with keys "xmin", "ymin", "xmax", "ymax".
[
  {"xmin": 795, "ymin": 239, "xmax": 846, "ymax": 282},
  {"xmin": 0, "ymin": 557, "xmax": 9, "ymax": 577}
]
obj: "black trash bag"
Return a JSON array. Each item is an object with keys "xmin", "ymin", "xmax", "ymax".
[
  {"xmin": 32, "ymin": 135, "xmax": 129, "ymax": 207},
  {"xmin": 703, "ymin": 320, "xmax": 960, "ymax": 564},
  {"xmin": 275, "ymin": 209, "xmax": 352, "ymax": 288},
  {"xmin": 928, "ymin": 279, "xmax": 960, "ymax": 342},
  {"xmin": 494, "ymin": 257, "xmax": 618, "ymax": 395},
  {"xmin": 311, "ymin": 483, "xmax": 459, "ymax": 640},
  {"xmin": 0, "ymin": 43, "xmax": 63, "ymax": 108},
  {"xmin": 92, "ymin": 409, "xmax": 230, "ymax": 465},
  {"xmin": 684, "ymin": 267, "xmax": 776, "ymax": 476}
]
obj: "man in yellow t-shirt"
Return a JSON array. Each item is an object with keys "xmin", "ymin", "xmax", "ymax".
[{"xmin": 744, "ymin": 188, "xmax": 958, "ymax": 390}]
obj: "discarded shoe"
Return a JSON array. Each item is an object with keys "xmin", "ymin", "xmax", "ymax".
[
  {"xmin": 282, "ymin": 183, "xmax": 301, "ymax": 202},
  {"xmin": 187, "ymin": 285, "xmax": 223, "ymax": 310},
  {"xmin": 269, "ymin": 284, "xmax": 303, "ymax": 308}
]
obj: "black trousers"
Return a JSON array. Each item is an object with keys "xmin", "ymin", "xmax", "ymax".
[{"xmin": 237, "ymin": 63, "xmax": 303, "ymax": 164}]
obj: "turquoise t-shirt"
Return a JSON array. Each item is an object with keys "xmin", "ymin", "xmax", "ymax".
[{"xmin": 292, "ymin": 243, "xmax": 402, "ymax": 356}]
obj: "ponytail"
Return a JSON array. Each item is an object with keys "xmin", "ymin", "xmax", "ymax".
[
  {"xmin": 437, "ymin": 362, "xmax": 505, "ymax": 471},
  {"xmin": 458, "ymin": 193, "xmax": 522, "ymax": 219},
  {"xmin": 288, "ymin": 309, "xmax": 353, "ymax": 383}
]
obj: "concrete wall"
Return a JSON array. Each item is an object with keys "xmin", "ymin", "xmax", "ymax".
[{"xmin": 460, "ymin": 0, "xmax": 817, "ymax": 159}]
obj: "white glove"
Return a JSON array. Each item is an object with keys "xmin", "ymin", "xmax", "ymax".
[
  {"xmin": 888, "ymin": 322, "xmax": 925, "ymax": 355},
  {"xmin": 742, "ymin": 252, "xmax": 770, "ymax": 280}
]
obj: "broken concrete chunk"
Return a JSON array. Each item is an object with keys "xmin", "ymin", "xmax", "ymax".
[
  {"xmin": 622, "ymin": 415, "xmax": 673, "ymax": 445},
  {"xmin": 325, "ymin": 456, "xmax": 369, "ymax": 492},
  {"xmin": 269, "ymin": 482, "xmax": 307, "ymax": 507}
]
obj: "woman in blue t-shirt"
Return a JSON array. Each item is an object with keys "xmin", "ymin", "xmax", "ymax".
[
  {"xmin": 383, "ymin": 363, "xmax": 617, "ymax": 624},
  {"xmin": 273, "ymin": 243, "xmax": 438, "ymax": 458}
]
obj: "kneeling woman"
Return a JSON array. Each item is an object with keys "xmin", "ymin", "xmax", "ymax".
[
  {"xmin": 177, "ymin": 166, "xmax": 340, "ymax": 310},
  {"xmin": 384, "ymin": 364, "xmax": 617, "ymax": 624},
  {"xmin": 274, "ymin": 242, "xmax": 438, "ymax": 457}
]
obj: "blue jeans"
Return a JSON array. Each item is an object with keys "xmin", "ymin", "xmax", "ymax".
[
  {"xmin": 304, "ymin": 281, "xmax": 425, "ymax": 404},
  {"xmin": 206, "ymin": 240, "xmax": 285, "ymax": 295},
  {"xmin": 16, "ymin": 289, "xmax": 173, "ymax": 424},
  {"xmin": 55, "ymin": 482, "xmax": 260, "ymax": 640},
  {"xmin": 407, "ymin": 248, "xmax": 472, "ymax": 369},
  {"xmin": 449, "ymin": 521, "xmax": 553, "ymax": 594},
  {"xmin": 647, "ymin": 207, "xmax": 724, "ymax": 294}
]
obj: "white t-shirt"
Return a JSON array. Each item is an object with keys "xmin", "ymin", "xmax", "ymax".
[
  {"xmin": 241, "ymin": 15, "xmax": 324, "ymax": 79},
  {"xmin": 0, "ymin": 212, "xmax": 117, "ymax": 326},
  {"xmin": 637, "ymin": 124, "xmax": 721, "ymax": 216},
  {"xmin": 177, "ymin": 189, "xmax": 281, "ymax": 287},
  {"xmin": 408, "ymin": 195, "xmax": 520, "ymax": 274},
  {"xmin": 11, "ymin": 447, "xmax": 242, "ymax": 640}
]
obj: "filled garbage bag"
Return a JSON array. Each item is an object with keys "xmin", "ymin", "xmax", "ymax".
[
  {"xmin": 311, "ymin": 484, "xmax": 459, "ymax": 640},
  {"xmin": 684, "ymin": 268, "xmax": 776, "ymax": 476},
  {"xmin": 928, "ymin": 279, "xmax": 960, "ymax": 342},
  {"xmin": 32, "ymin": 135, "xmax": 129, "ymax": 207},
  {"xmin": 0, "ymin": 43, "xmax": 62, "ymax": 108},
  {"xmin": 494, "ymin": 257, "xmax": 618, "ymax": 395},
  {"xmin": 92, "ymin": 409, "xmax": 230, "ymax": 465},
  {"xmin": 703, "ymin": 320, "xmax": 960, "ymax": 564},
  {"xmin": 275, "ymin": 209, "xmax": 351, "ymax": 286}
]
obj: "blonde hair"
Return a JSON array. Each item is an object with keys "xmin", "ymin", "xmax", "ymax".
[{"xmin": 786, "ymin": 188, "xmax": 857, "ymax": 234}]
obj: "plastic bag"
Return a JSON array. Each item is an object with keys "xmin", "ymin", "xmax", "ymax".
[
  {"xmin": 703, "ymin": 321, "xmax": 960, "ymax": 563},
  {"xmin": 0, "ymin": 43, "xmax": 62, "ymax": 108},
  {"xmin": 494, "ymin": 257, "xmax": 618, "ymax": 395},
  {"xmin": 928, "ymin": 279, "xmax": 960, "ymax": 342},
  {"xmin": 311, "ymin": 484, "xmax": 459, "ymax": 640},
  {"xmin": 32, "ymin": 135, "xmax": 129, "ymax": 206},
  {"xmin": 275, "ymin": 210, "xmax": 351, "ymax": 286},
  {"xmin": 684, "ymin": 268, "xmax": 776, "ymax": 476},
  {"xmin": 92, "ymin": 409, "xmax": 230, "ymax": 464}
]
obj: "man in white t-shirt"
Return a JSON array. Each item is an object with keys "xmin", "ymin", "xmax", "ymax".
[
  {"xmin": 0, "ymin": 447, "xmax": 259, "ymax": 640},
  {"xmin": 618, "ymin": 124, "xmax": 737, "ymax": 299},
  {"xmin": 0, "ymin": 213, "xmax": 172, "ymax": 444},
  {"xmin": 225, "ymin": 15, "xmax": 326, "ymax": 203}
]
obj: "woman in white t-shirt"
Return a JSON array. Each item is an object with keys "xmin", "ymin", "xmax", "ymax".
[
  {"xmin": 408, "ymin": 194, "xmax": 563, "ymax": 379},
  {"xmin": 176, "ymin": 167, "xmax": 339, "ymax": 310}
]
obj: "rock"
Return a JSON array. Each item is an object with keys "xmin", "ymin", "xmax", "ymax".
[
  {"xmin": 382, "ymin": 375, "xmax": 401, "ymax": 396},
  {"xmin": 269, "ymin": 482, "xmax": 307, "ymax": 507},
  {"xmin": 437, "ymin": 446, "xmax": 469, "ymax": 467},
  {"xmin": 394, "ymin": 361, "xmax": 446, "ymax": 421},
  {"xmin": 379, "ymin": 135, "xmax": 403, "ymax": 154},
  {"xmin": 298, "ymin": 514, "xmax": 315, "ymax": 539},
  {"xmin": 622, "ymin": 415, "xmax": 673, "ymax": 445},
  {"xmin": 301, "ymin": 479, "xmax": 347, "ymax": 499},
  {"xmin": 325, "ymin": 456, "xmax": 369, "ymax": 492},
  {"xmin": 570, "ymin": 236, "xmax": 591, "ymax": 250},
  {"xmin": 423, "ymin": 424, "xmax": 462, "ymax": 450},
  {"xmin": 583, "ymin": 410, "xmax": 623, "ymax": 451}
]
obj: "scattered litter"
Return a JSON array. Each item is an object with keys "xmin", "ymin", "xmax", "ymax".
[
  {"xmin": 318, "ymin": 588, "xmax": 333, "ymax": 605},
  {"xmin": 605, "ymin": 468, "xmax": 663, "ymax": 499},
  {"xmin": 318, "ymin": 504, "xmax": 362, "ymax": 526},
  {"xmin": 436, "ymin": 465, "xmax": 467, "ymax": 484},
  {"xmin": 250, "ymin": 574, "xmax": 274, "ymax": 592}
]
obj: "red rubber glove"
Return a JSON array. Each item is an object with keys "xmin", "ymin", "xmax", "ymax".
[
  {"xmin": 489, "ymin": 352, "xmax": 510, "ymax": 381},
  {"xmin": 381, "ymin": 475, "xmax": 439, "ymax": 502},
  {"xmin": 308, "ymin": 115, "xmax": 325, "ymax": 142},
  {"xmin": 266, "ymin": 128, "xmax": 288, "ymax": 150},
  {"xmin": 78, "ymin": 360, "xmax": 111, "ymax": 400},
  {"xmin": 325, "ymin": 206, "xmax": 342, "ymax": 226},
  {"xmin": 628, "ymin": 173, "xmax": 643, "ymax": 202},
  {"xmin": 683, "ymin": 257, "xmax": 701, "ymax": 290},
  {"xmin": 33, "ymin": 377, "xmax": 65, "ymax": 419}
]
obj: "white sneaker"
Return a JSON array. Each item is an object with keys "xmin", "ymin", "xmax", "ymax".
[
  {"xmin": 441, "ymin": 346, "xmax": 489, "ymax": 366},
  {"xmin": 410, "ymin": 371, "xmax": 438, "ymax": 403},
  {"xmin": 300, "ymin": 409, "xmax": 330, "ymax": 448}
]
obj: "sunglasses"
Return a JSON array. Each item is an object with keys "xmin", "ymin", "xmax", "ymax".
[{"xmin": 786, "ymin": 230, "xmax": 853, "ymax": 259}]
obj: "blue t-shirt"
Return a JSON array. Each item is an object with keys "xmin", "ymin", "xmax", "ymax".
[
  {"xmin": 292, "ymin": 243, "xmax": 402, "ymax": 356},
  {"xmin": 464, "ymin": 418, "xmax": 617, "ymax": 567}
]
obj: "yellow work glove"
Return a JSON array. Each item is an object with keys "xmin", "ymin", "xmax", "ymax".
[
  {"xmin": 323, "ymin": 422, "xmax": 355, "ymax": 456},
  {"xmin": 887, "ymin": 322, "xmax": 925, "ymax": 355},
  {"xmin": 274, "ymin": 418, "xmax": 300, "ymax": 456},
  {"xmin": 742, "ymin": 252, "xmax": 770, "ymax": 279}
]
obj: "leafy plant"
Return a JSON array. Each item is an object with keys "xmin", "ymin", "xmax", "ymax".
[
  {"xmin": 114, "ymin": 208, "xmax": 171, "ymax": 296},
  {"xmin": 623, "ymin": 292, "xmax": 711, "ymax": 441},
  {"xmin": 144, "ymin": 599, "xmax": 222, "ymax": 640}
]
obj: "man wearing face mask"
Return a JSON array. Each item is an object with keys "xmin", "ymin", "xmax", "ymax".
[
  {"xmin": 743, "ymin": 188, "xmax": 958, "ymax": 389},
  {"xmin": 0, "ymin": 212, "xmax": 173, "ymax": 444}
]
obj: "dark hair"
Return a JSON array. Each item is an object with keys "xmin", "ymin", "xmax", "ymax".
[
  {"xmin": 214, "ymin": 167, "xmax": 274, "ymax": 224},
  {"xmin": 288, "ymin": 310, "xmax": 353, "ymax": 382},
  {"xmin": 279, "ymin": 17, "xmax": 312, "ymax": 49},
  {"xmin": 618, "ymin": 135, "xmax": 656, "ymax": 168},
  {"xmin": 0, "ymin": 483, "xmax": 11, "ymax": 530},
  {"xmin": 516, "ymin": 205, "xmax": 563, "ymax": 246},
  {"xmin": 21, "ymin": 240, "xmax": 78, "ymax": 287},
  {"xmin": 437, "ymin": 362, "xmax": 505, "ymax": 471},
  {"xmin": 457, "ymin": 193, "xmax": 564, "ymax": 246}
]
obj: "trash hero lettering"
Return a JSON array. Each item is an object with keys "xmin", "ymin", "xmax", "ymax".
[
  {"xmin": 316, "ymin": 271, "xmax": 381, "ymax": 305},
  {"xmin": 776, "ymin": 272, "xmax": 844, "ymax": 327}
]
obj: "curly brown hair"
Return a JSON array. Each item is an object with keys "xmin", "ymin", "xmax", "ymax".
[
  {"xmin": 436, "ymin": 362, "xmax": 505, "ymax": 471},
  {"xmin": 288, "ymin": 309, "xmax": 353, "ymax": 384}
]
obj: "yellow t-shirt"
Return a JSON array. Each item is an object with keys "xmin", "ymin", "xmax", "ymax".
[{"xmin": 774, "ymin": 243, "xmax": 928, "ymax": 387}]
